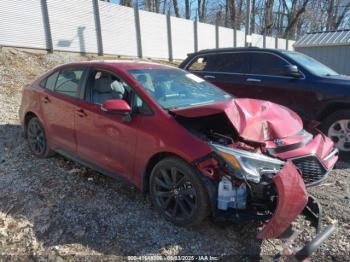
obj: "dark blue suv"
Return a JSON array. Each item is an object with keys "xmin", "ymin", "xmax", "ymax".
[{"xmin": 179, "ymin": 47, "xmax": 350, "ymax": 155}]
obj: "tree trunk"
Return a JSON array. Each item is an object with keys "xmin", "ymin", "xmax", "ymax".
[
  {"xmin": 326, "ymin": 0, "xmax": 335, "ymax": 30},
  {"xmin": 251, "ymin": 0, "xmax": 256, "ymax": 33},
  {"xmin": 173, "ymin": 0, "xmax": 180, "ymax": 17},
  {"xmin": 185, "ymin": 0, "xmax": 190, "ymax": 19},
  {"xmin": 283, "ymin": 0, "xmax": 310, "ymax": 39},
  {"xmin": 264, "ymin": 0, "xmax": 274, "ymax": 35},
  {"xmin": 227, "ymin": 0, "xmax": 236, "ymax": 29}
]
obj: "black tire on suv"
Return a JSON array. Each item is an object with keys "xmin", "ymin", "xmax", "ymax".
[{"xmin": 320, "ymin": 110, "xmax": 350, "ymax": 156}]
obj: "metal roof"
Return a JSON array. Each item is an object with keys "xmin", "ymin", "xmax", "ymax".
[{"xmin": 294, "ymin": 30, "xmax": 350, "ymax": 48}]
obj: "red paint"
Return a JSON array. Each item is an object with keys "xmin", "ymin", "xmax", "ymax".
[
  {"xmin": 257, "ymin": 161, "xmax": 308, "ymax": 239},
  {"xmin": 101, "ymin": 99, "xmax": 132, "ymax": 114},
  {"xmin": 170, "ymin": 98, "xmax": 303, "ymax": 143},
  {"xmin": 273, "ymin": 134, "xmax": 338, "ymax": 169}
]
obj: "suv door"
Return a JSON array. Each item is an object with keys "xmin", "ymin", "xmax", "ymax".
[
  {"xmin": 40, "ymin": 67, "xmax": 86, "ymax": 153},
  {"xmin": 74, "ymin": 68, "xmax": 147, "ymax": 178},
  {"xmin": 186, "ymin": 53, "xmax": 250, "ymax": 97},
  {"xmin": 245, "ymin": 52, "xmax": 315, "ymax": 117}
]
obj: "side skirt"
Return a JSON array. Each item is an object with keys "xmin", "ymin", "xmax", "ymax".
[{"xmin": 55, "ymin": 149, "xmax": 135, "ymax": 188}]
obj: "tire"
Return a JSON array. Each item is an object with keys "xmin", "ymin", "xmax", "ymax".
[
  {"xmin": 320, "ymin": 110, "xmax": 350, "ymax": 156},
  {"xmin": 149, "ymin": 157, "xmax": 210, "ymax": 227},
  {"xmin": 26, "ymin": 117, "xmax": 54, "ymax": 158}
]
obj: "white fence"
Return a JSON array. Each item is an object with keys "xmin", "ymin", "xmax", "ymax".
[{"xmin": 0, "ymin": 0, "xmax": 295, "ymax": 60}]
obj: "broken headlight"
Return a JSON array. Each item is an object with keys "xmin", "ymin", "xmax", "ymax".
[{"xmin": 211, "ymin": 143, "xmax": 285, "ymax": 183}]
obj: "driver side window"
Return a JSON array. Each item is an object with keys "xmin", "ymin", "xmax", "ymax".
[
  {"xmin": 88, "ymin": 70, "xmax": 131, "ymax": 105},
  {"xmin": 87, "ymin": 69, "xmax": 153, "ymax": 115}
]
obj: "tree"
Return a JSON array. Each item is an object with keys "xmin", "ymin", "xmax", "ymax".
[
  {"xmin": 263, "ymin": 0, "xmax": 274, "ymax": 35},
  {"xmin": 120, "ymin": 0, "xmax": 133, "ymax": 7},
  {"xmin": 326, "ymin": 0, "xmax": 350, "ymax": 30},
  {"xmin": 227, "ymin": 0, "xmax": 243, "ymax": 29},
  {"xmin": 282, "ymin": 0, "xmax": 310, "ymax": 38},
  {"xmin": 173, "ymin": 0, "xmax": 180, "ymax": 17},
  {"xmin": 197, "ymin": 0, "xmax": 208, "ymax": 22},
  {"xmin": 185, "ymin": 0, "xmax": 191, "ymax": 19},
  {"xmin": 251, "ymin": 0, "xmax": 256, "ymax": 33}
]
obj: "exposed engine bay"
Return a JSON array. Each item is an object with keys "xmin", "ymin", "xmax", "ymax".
[{"xmin": 175, "ymin": 112, "xmax": 285, "ymax": 216}]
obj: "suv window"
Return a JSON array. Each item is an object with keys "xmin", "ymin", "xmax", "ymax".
[
  {"xmin": 213, "ymin": 53, "xmax": 250, "ymax": 73},
  {"xmin": 188, "ymin": 53, "xmax": 250, "ymax": 74},
  {"xmin": 250, "ymin": 53, "xmax": 289, "ymax": 76},
  {"xmin": 54, "ymin": 69, "xmax": 84, "ymax": 98},
  {"xmin": 188, "ymin": 55, "xmax": 218, "ymax": 72}
]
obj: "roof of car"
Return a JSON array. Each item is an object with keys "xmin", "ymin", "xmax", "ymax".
[
  {"xmin": 60, "ymin": 60, "xmax": 175, "ymax": 70},
  {"xmin": 190, "ymin": 47, "xmax": 288, "ymax": 55}
]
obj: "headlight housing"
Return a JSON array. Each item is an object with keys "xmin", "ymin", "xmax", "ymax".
[{"xmin": 212, "ymin": 143, "xmax": 285, "ymax": 183}]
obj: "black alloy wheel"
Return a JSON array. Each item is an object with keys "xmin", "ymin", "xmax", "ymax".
[
  {"xmin": 27, "ymin": 117, "xmax": 54, "ymax": 158},
  {"xmin": 150, "ymin": 157, "xmax": 210, "ymax": 226}
]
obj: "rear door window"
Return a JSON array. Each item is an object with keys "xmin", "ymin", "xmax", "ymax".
[
  {"xmin": 250, "ymin": 53, "xmax": 289, "ymax": 76},
  {"xmin": 188, "ymin": 53, "xmax": 250, "ymax": 74},
  {"xmin": 44, "ymin": 71, "xmax": 59, "ymax": 91},
  {"xmin": 54, "ymin": 68, "xmax": 84, "ymax": 98},
  {"xmin": 213, "ymin": 53, "xmax": 250, "ymax": 73}
]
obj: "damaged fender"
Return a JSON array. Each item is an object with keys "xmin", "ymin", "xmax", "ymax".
[{"xmin": 257, "ymin": 160, "xmax": 308, "ymax": 239}]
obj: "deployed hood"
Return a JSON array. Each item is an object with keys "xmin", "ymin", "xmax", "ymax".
[{"xmin": 169, "ymin": 98, "xmax": 303, "ymax": 143}]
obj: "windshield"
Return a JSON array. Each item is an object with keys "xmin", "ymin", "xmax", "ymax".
[
  {"xmin": 284, "ymin": 51, "xmax": 339, "ymax": 76},
  {"xmin": 128, "ymin": 68, "xmax": 231, "ymax": 109}
]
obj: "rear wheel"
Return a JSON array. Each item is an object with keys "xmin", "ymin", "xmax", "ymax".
[
  {"xmin": 320, "ymin": 110, "xmax": 350, "ymax": 155},
  {"xmin": 27, "ymin": 117, "xmax": 54, "ymax": 158},
  {"xmin": 150, "ymin": 157, "xmax": 210, "ymax": 226}
]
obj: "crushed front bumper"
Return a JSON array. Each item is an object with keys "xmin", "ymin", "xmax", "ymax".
[
  {"xmin": 258, "ymin": 161, "xmax": 337, "ymax": 260},
  {"xmin": 211, "ymin": 160, "xmax": 336, "ymax": 261}
]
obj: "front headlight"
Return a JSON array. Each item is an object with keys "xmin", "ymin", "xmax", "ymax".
[{"xmin": 212, "ymin": 143, "xmax": 285, "ymax": 183}]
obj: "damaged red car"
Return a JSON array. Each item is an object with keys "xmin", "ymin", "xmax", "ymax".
[{"xmin": 19, "ymin": 61, "xmax": 338, "ymax": 259}]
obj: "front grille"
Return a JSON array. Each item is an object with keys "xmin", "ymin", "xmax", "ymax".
[{"xmin": 292, "ymin": 156, "xmax": 328, "ymax": 186}]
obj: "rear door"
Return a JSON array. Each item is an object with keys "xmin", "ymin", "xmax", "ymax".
[
  {"xmin": 186, "ymin": 53, "xmax": 250, "ymax": 97},
  {"xmin": 40, "ymin": 67, "xmax": 86, "ymax": 153}
]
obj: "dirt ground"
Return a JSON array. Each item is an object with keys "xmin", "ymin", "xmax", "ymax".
[{"xmin": 0, "ymin": 48, "xmax": 349, "ymax": 261}]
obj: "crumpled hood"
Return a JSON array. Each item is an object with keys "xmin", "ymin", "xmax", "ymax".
[{"xmin": 170, "ymin": 98, "xmax": 303, "ymax": 143}]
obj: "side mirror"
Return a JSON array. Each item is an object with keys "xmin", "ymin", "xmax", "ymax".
[
  {"xmin": 101, "ymin": 99, "xmax": 131, "ymax": 115},
  {"xmin": 284, "ymin": 65, "xmax": 302, "ymax": 78}
]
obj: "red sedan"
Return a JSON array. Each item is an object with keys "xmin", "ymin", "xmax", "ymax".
[{"xmin": 19, "ymin": 61, "xmax": 337, "ymax": 259}]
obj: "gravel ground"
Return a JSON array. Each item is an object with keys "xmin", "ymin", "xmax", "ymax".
[{"xmin": 0, "ymin": 48, "xmax": 349, "ymax": 261}]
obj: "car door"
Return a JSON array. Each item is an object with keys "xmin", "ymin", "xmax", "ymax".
[
  {"xmin": 186, "ymin": 53, "xmax": 249, "ymax": 97},
  {"xmin": 245, "ymin": 52, "xmax": 315, "ymax": 118},
  {"xmin": 40, "ymin": 67, "xmax": 86, "ymax": 154},
  {"xmin": 74, "ymin": 68, "xmax": 143, "ymax": 178}
]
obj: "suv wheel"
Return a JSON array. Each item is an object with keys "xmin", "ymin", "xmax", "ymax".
[
  {"xmin": 27, "ymin": 117, "xmax": 54, "ymax": 158},
  {"xmin": 320, "ymin": 110, "xmax": 350, "ymax": 154},
  {"xmin": 150, "ymin": 157, "xmax": 210, "ymax": 226}
]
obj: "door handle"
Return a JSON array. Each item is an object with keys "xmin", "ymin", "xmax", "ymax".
[
  {"xmin": 77, "ymin": 108, "xmax": 87, "ymax": 117},
  {"xmin": 246, "ymin": 78, "xmax": 262, "ymax": 82},
  {"xmin": 203, "ymin": 75, "xmax": 216, "ymax": 79},
  {"xmin": 42, "ymin": 96, "xmax": 50, "ymax": 103}
]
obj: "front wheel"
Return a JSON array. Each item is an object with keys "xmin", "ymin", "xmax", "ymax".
[
  {"xmin": 150, "ymin": 157, "xmax": 210, "ymax": 226},
  {"xmin": 320, "ymin": 110, "xmax": 350, "ymax": 155}
]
